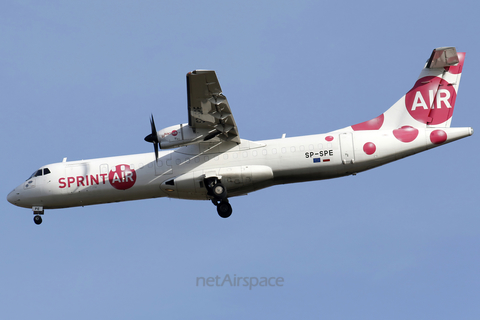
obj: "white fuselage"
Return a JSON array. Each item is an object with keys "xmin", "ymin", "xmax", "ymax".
[{"xmin": 7, "ymin": 126, "xmax": 472, "ymax": 210}]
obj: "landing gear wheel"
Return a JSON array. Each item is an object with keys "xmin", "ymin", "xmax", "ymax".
[
  {"xmin": 217, "ymin": 201, "xmax": 232, "ymax": 218},
  {"xmin": 212, "ymin": 183, "xmax": 227, "ymax": 200},
  {"xmin": 33, "ymin": 215, "xmax": 42, "ymax": 225}
]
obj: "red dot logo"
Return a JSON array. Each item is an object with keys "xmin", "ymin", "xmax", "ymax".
[
  {"xmin": 393, "ymin": 126, "xmax": 419, "ymax": 143},
  {"xmin": 405, "ymin": 76, "xmax": 456, "ymax": 125},
  {"xmin": 430, "ymin": 130, "xmax": 447, "ymax": 144},
  {"xmin": 109, "ymin": 164, "xmax": 136, "ymax": 190},
  {"xmin": 172, "ymin": 130, "xmax": 178, "ymax": 137},
  {"xmin": 351, "ymin": 114, "xmax": 384, "ymax": 131},
  {"xmin": 363, "ymin": 142, "xmax": 376, "ymax": 155}
]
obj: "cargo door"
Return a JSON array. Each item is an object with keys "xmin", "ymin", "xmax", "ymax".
[{"xmin": 339, "ymin": 133, "xmax": 355, "ymax": 164}]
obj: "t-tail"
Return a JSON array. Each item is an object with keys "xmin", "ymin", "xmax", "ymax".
[
  {"xmin": 351, "ymin": 47, "xmax": 465, "ymax": 131},
  {"xmin": 345, "ymin": 47, "xmax": 472, "ymax": 150},
  {"xmin": 330, "ymin": 47, "xmax": 473, "ymax": 170}
]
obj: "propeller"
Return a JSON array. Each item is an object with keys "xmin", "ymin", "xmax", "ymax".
[{"xmin": 144, "ymin": 114, "xmax": 159, "ymax": 160}]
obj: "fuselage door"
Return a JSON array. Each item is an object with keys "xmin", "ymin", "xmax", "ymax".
[{"xmin": 339, "ymin": 133, "xmax": 355, "ymax": 164}]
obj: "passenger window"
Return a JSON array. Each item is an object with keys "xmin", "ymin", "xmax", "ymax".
[{"xmin": 43, "ymin": 168, "xmax": 51, "ymax": 175}]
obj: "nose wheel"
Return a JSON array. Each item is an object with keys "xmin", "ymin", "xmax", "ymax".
[{"xmin": 33, "ymin": 215, "xmax": 43, "ymax": 225}]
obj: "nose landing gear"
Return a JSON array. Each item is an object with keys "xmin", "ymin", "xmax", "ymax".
[{"xmin": 32, "ymin": 206, "xmax": 44, "ymax": 225}]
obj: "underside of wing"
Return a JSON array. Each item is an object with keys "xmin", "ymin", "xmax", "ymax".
[{"xmin": 187, "ymin": 70, "xmax": 240, "ymax": 144}]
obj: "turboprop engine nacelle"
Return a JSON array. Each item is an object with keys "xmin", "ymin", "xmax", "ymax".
[{"xmin": 157, "ymin": 123, "xmax": 213, "ymax": 149}]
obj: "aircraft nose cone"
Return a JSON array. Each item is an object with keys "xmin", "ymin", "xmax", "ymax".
[{"xmin": 7, "ymin": 189, "xmax": 19, "ymax": 205}]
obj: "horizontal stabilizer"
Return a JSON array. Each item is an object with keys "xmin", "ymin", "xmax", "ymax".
[{"xmin": 427, "ymin": 47, "xmax": 459, "ymax": 69}]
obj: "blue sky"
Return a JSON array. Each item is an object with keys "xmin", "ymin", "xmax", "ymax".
[{"xmin": 1, "ymin": 0, "xmax": 479, "ymax": 319}]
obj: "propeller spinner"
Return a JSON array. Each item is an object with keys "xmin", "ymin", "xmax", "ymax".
[{"xmin": 144, "ymin": 114, "xmax": 159, "ymax": 160}]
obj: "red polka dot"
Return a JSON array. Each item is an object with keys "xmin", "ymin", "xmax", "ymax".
[
  {"xmin": 430, "ymin": 130, "xmax": 447, "ymax": 144},
  {"xmin": 363, "ymin": 142, "xmax": 376, "ymax": 155},
  {"xmin": 393, "ymin": 126, "xmax": 419, "ymax": 143},
  {"xmin": 351, "ymin": 114, "xmax": 384, "ymax": 131},
  {"xmin": 325, "ymin": 136, "xmax": 334, "ymax": 141}
]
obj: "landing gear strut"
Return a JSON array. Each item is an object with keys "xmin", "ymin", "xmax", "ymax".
[{"xmin": 205, "ymin": 178, "xmax": 232, "ymax": 218}]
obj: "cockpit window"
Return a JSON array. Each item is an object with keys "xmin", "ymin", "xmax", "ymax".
[
  {"xmin": 26, "ymin": 169, "xmax": 47, "ymax": 180},
  {"xmin": 26, "ymin": 168, "xmax": 51, "ymax": 180}
]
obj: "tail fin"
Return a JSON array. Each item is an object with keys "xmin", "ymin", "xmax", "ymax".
[{"xmin": 351, "ymin": 47, "xmax": 465, "ymax": 131}]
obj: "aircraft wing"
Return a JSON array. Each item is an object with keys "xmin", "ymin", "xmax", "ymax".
[{"xmin": 187, "ymin": 70, "xmax": 240, "ymax": 144}]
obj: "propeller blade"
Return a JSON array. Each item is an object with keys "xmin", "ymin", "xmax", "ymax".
[
  {"xmin": 144, "ymin": 114, "xmax": 160, "ymax": 160},
  {"xmin": 150, "ymin": 114, "xmax": 157, "ymax": 134},
  {"xmin": 154, "ymin": 140, "xmax": 159, "ymax": 161}
]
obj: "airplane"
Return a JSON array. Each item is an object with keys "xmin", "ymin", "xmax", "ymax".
[{"xmin": 7, "ymin": 47, "xmax": 473, "ymax": 225}]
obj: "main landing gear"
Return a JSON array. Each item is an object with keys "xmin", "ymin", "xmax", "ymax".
[{"xmin": 205, "ymin": 178, "xmax": 233, "ymax": 218}]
